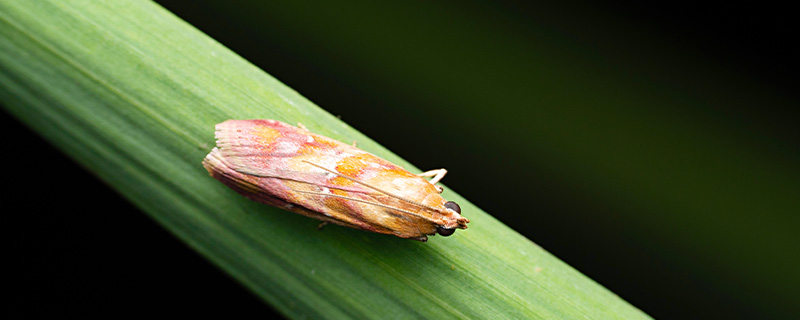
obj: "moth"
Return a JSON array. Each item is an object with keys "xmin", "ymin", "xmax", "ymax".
[{"xmin": 202, "ymin": 119, "xmax": 469, "ymax": 242}]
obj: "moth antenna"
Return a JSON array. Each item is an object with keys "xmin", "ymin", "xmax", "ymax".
[
  {"xmin": 302, "ymin": 160, "xmax": 444, "ymax": 213},
  {"xmin": 292, "ymin": 189, "xmax": 434, "ymax": 221},
  {"xmin": 321, "ymin": 185, "xmax": 382, "ymax": 196}
]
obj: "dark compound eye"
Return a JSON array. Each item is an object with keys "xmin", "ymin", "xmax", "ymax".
[
  {"xmin": 444, "ymin": 201, "xmax": 461, "ymax": 214},
  {"xmin": 436, "ymin": 226, "xmax": 456, "ymax": 236}
]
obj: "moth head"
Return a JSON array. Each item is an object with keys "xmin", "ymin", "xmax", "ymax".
[{"xmin": 436, "ymin": 201, "xmax": 466, "ymax": 236}]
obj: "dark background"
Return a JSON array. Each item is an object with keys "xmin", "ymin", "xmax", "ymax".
[{"xmin": 9, "ymin": 0, "xmax": 798, "ymax": 318}]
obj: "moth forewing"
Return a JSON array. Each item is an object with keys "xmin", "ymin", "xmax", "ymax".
[{"xmin": 202, "ymin": 119, "xmax": 469, "ymax": 241}]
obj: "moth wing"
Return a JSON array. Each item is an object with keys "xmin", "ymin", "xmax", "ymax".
[
  {"xmin": 205, "ymin": 146, "xmax": 385, "ymax": 232},
  {"xmin": 256, "ymin": 186, "xmax": 383, "ymax": 232},
  {"xmin": 286, "ymin": 186, "xmax": 415, "ymax": 236},
  {"xmin": 214, "ymin": 119, "xmax": 372, "ymax": 192}
]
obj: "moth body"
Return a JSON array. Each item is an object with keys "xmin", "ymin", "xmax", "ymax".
[{"xmin": 202, "ymin": 119, "xmax": 468, "ymax": 241}]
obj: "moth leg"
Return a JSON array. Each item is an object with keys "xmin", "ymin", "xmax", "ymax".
[
  {"xmin": 352, "ymin": 140, "xmax": 358, "ymax": 147},
  {"xmin": 410, "ymin": 235, "xmax": 428, "ymax": 242},
  {"xmin": 419, "ymin": 168, "xmax": 447, "ymax": 184},
  {"xmin": 418, "ymin": 169, "xmax": 447, "ymax": 193},
  {"xmin": 297, "ymin": 122, "xmax": 309, "ymax": 131},
  {"xmin": 317, "ymin": 221, "xmax": 329, "ymax": 230}
]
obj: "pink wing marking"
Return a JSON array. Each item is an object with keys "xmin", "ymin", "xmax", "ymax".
[{"xmin": 214, "ymin": 119, "xmax": 374, "ymax": 193}]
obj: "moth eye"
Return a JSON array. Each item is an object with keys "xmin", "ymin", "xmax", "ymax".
[
  {"xmin": 444, "ymin": 201, "xmax": 461, "ymax": 214},
  {"xmin": 436, "ymin": 226, "xmax": 456, "ymax": 237}
]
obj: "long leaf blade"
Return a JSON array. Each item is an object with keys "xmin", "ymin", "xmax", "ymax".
[{"xmin": 0, "ymin": 1, "xmax": 649, "ymax": 318}]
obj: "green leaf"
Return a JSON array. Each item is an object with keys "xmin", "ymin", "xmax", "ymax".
[{"xmin": 0, "ymin": 1, "xmax": 649, "ymax": 318}]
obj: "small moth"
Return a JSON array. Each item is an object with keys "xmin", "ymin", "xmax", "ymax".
[{"xmin": 202, "ymin": 119, "xmax": 469, "ymax": 242}]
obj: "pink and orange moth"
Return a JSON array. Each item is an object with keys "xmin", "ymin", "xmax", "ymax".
[{"xmin": 202, "ymin": 119, "xmax": 469, "ymax": 242}]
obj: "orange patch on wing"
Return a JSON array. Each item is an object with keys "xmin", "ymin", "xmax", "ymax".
[
  {"xmin": 324, "ymin": 190, "xmax": 351, "ymax": 213},
  {"xmin": 297, "ymin": 143, "xmax": 318, "ymax": 155},
  {"xmin": 382, "ymin": 166, "xmax": 417, "ymax": 178},
  {"xmin": 336, "ymin": 153, "xmax": 387, "ymax": 176},
  {"xmin": 314, "ymin": 137, "xmax": 341, "ymax": 148},
  {"xmin": 328, "ymin": 175, "xmax": 355, "ymax": 187},
  {"xmin": 297, "ymin": 134, "xmax": 339, "ymax": 155},
  {"xmin": 251, "ymin": 125, "xmax": 281, "ymax": 145}
]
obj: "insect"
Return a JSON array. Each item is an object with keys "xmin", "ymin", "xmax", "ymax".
[{"xmin": 202, "ymin": 119, "xmax": 469, "ymax": 242}]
